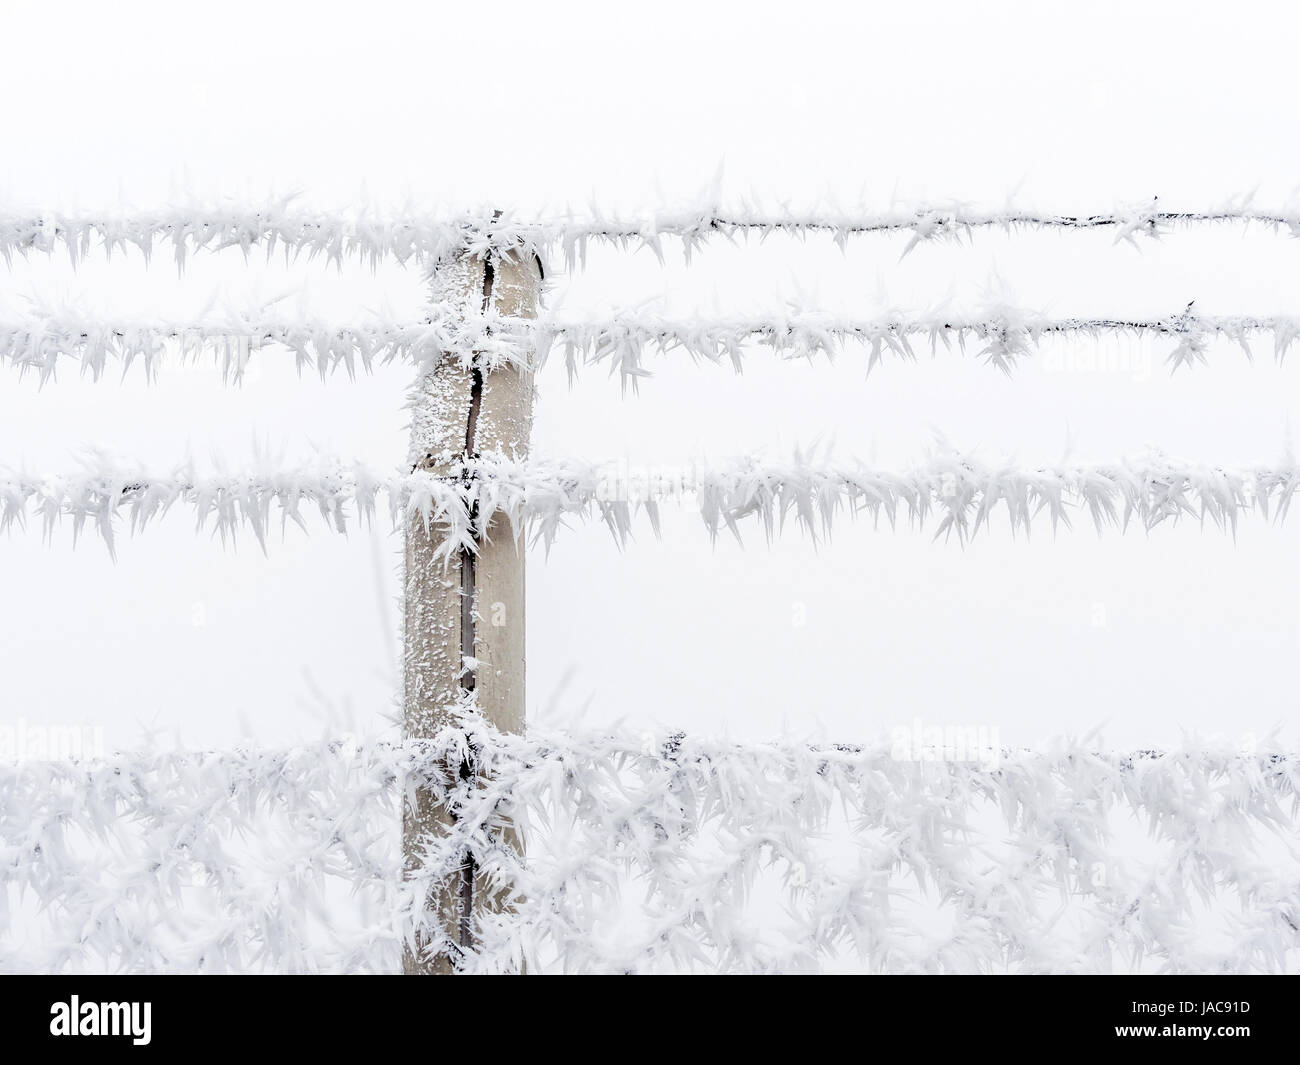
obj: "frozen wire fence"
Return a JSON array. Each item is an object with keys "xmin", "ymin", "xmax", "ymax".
[
  {"xmin": 6, "ymin": 194, "xmax": 1300, "ymax": 975},
  {"xmin": 3, "ymin": 195, "xmax": 1299, "ymax": 270},
  {"xmin": 7, "ymin": 303, "xmax": 1300, "ymax": 385},
  {"xmin": 2, "ymin": 718, "xmax": 1298, "ymax": 973},
  {"xmin": 2, "ymin": 449, "xmax": 1298, "ymax": 557}
]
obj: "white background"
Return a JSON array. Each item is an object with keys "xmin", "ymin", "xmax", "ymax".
[{"xmin": 1, "ymin": 0, "xmax": 1298, "ymax": 756}]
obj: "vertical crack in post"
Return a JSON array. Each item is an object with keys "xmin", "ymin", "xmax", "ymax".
[{"xmin": 456, "ymin": 253, "xmax": 495, "ymax": 955}]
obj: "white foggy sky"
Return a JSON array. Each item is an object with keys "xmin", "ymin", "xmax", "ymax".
[{"xmin": 1, "ymin": 0, "xmax": 1299, "ymax": 754}]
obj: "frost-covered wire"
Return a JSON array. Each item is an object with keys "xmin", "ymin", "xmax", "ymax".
[
  {"xmin": 3, "ymin": 716, "xmax": 1298, "ymax": 973},
  {"xmin": 9, "ymin": 302, "xmax": 1298, "ymax": 385},
  {"xmin": 3, "ymin": 448, "xmax": 1299, "ymax": 557},
  {"xmin": 533, "ymin": 304, "xmax": 1300, "ymax": 382},
  {"xmin": 3, "ymin": 195, "xmax": 1298, "ymax": 270},
  {"xmin": 0, "ymin": 302, "xmax": 520, "ymax": 384},
  {"xmin": 0, "ymin": 198, "xmax": 483, "ymax": 270}
]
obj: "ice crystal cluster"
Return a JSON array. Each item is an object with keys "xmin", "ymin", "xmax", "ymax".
[{"xmin": 2, "ymin": 713, "xmax": 1297, "ymax": 973}]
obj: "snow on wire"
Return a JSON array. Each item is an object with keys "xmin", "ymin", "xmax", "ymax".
[
  {"xmin": 0, "ymin": 302, "xmax": 521, "ymax": 384},
  {"xmin": 3, "ymin": 194, "xmax": 1300, "ymax": 270},
  {"xmin": 2, "ymin": 448, "xmax": 1299, "ymax": 557},
  {"xmin": 532, "ymin": 304, "xmax": 1300, "ymax": 383},
  {"xmin": 3, "ymin": 714, "xmax": 1298, "ymax": 972},
  {"xmin": 6, "ymin": 302, "xmax": 1300, "ymax": 385}
]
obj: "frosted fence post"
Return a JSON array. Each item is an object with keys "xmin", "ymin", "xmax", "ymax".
[{"xmin": 402, "ymin": 240, "xmax": 540, "ymax": 974}]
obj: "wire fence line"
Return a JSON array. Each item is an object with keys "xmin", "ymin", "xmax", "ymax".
[
  {"xmin": 2, "ymin": 196, "xmax": 1298, "ymax": 269},
  {"xmin": 4, "ymin": 448, "xmax": 1300, "ymax": 556},
  {"xmin": 5, "ymin": 303, "xmax": 1299, "ymax": 384}
]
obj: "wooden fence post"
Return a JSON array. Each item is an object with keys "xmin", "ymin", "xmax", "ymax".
[{"xmin": 402, "ymin": 244, "xmax": 541, "ymax": 974}]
